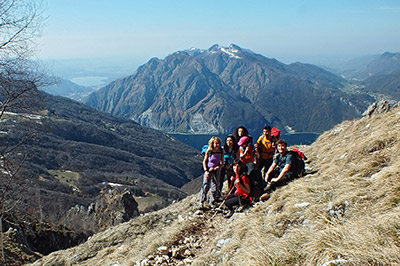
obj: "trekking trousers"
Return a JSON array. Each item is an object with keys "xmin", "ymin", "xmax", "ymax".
[
  {"xmin": 200, "ymin": 169, "xmax": 221, "ymax": 205},
  {"xmin": 258, "ymin": 157, "xmax": 273, "ymax": 179},
  {"xmin": 224, "ymin": 194, "xmax": 250, "ymax": 210}
]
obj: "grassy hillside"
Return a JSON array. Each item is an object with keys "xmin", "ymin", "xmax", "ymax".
[{"xmin": 29, "ymin": 105, "xmax": 400, "ymax": 266}]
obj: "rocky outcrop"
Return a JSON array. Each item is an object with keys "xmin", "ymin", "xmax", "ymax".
[
  {"xmin": 0, "ymin": 188, "xmax": 139, "ymax": 263},
  {"xmin": 65, "ymin": 188, "xmax": 139, "ymax": 233},
  {"xmin": 362, "ymin": 99, "xmax": 398, "ymax": 117}
]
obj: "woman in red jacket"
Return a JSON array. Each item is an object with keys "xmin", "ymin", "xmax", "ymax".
[{"xmin": 224, "ymin": 159, "xmax": 251, "ymax": 218}]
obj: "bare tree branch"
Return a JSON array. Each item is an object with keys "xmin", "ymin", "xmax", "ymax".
[
  {"xmin": 0, "ymin": 0, "xmax": 44, "ymax": 58},
  {"xmin": 0, "ymin": 1, "xmax": 45, "ymax": 264}
]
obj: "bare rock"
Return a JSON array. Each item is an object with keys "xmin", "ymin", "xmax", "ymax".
[{"xmin": 363, "ymin": 100, "xmax": 392, "ymax": 118}]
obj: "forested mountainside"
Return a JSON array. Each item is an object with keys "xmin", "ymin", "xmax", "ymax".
[
  {"xmin": 0, "ymin": 90, "xmax": 202, "ymax": 262},
  {"xmin": 29, "ymin": 101, "xmax": 400, "ymax": 266},
  {"xmin": 85, "ymin": 44, "xmax": 373, "ymax": 134},
  {"xmin": 361, "ymin": 69, "xmax": 400, "ymax": 101},
  {"xmin": 335, "ymin": 51, "xmax": 400, "ymax": 102}
]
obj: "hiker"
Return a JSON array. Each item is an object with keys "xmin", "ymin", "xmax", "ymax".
[
  {"xmin": 200, "ymin": 136, "xmax": 224, "ymax": 209},
  {"xmin": 238, "ymin": 136, "xmax": 254, "ymax": 165},
  {"xmin": 224, "ymin": 159, "xmax": 251, "ymax": 217},
  {"xmin": 233, "ymin": 126, "xmax": 249, "ymax": 144},
  {"xmin": 264, "ymin": 139, "xmax": 296, "ymax": 192},
  {"xmin": 255, "ymin": 126, "xmax": 275, "ymax": 179},
  {"xmin": 220, "ymin": 135, "xmax": 240, "ymax": 195}
]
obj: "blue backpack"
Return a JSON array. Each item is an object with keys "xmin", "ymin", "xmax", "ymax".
[{"xmin": 201, "ymin": 145, "xmax": 209, "ymax": 156}]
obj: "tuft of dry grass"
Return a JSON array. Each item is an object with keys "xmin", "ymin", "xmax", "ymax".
[{"xmin": 199, "ymin": 106, "xmax": 400, "ymax": 266}]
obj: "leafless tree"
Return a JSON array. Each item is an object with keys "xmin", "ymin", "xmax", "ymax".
[
  {"xmin": 0, "ymin": 1, "xmax": 45, "ymax": 264},
  {"xmin": 0, "ymin": 0, "xmax": 43, "ymax": 58},
  {"xmin": 0, "ymin": 0, "xmax": 46, "ymax": 115}
]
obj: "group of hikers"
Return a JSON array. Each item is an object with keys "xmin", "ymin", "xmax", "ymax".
[{"xmin": 199, "ymin": 125, "xmax": 306, "ymax": 218}]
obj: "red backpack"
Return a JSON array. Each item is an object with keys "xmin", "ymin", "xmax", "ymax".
[
  {"xmin": 292, "ymin": 148, "xmax": 307, "ymax": 160},
  {"xmin": 271, "ymin": 127, "xmax": 281, "ymax": 140}
]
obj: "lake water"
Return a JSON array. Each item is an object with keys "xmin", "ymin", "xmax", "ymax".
[
  {"xmin": 70, "ymin": 76, "xmax": 109, "ymax": 87},
  {"xmin": 171, "ymin": 132, "xmax": 319, "ymax": 151}
]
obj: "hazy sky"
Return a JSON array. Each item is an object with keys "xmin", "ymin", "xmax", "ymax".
[{"xmin": 38, "ymin": 0, "xmax": 400, "ymax": 65}]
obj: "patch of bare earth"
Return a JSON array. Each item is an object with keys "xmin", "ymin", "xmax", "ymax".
[{"xmin": 135, "ymin": 209, "xmax": 228, "ymax": 265}]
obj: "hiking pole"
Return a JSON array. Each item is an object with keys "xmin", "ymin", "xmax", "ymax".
[
  {"xmin": 211, "ymin": 184, "xmax": 236, "ymax": 220},
  {"xmin": 265, "ymin": 181, "xmax": 272, "ymax": 191}
]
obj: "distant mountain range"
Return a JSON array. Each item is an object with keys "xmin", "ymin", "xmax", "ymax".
[
  {"xmin": 359, "ymin": 53, "xmax": 400, "ymax": 101},
  {"xmin": 85, "ymin": 44, "xmax": 374, "ymax": 134},
  {"xmin": 39, "ymin": 77, "xmax": 95, "ymax": 102},
  {"xmin": 357, "ymin": 52, "xmax": 400, "ymax": 79},
  {"xmin": 362, "ymin": 70, "xmax": 400, "ymax": 101},
  {"xmin": 333, "ymin": 51, "xmax": 400, "ymax": 101}
]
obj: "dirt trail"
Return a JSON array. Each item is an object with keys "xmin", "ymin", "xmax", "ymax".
[{"xmin": 135, "ymin": 208, "xmax": 229, "ymax": 266}]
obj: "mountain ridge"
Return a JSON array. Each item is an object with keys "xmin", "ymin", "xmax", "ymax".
[{"xmin": 86, "ymin": 44, "xmax": 374, "ymax": 135}]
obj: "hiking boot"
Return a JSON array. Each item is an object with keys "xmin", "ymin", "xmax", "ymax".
[
  {"xmin": 224, "ymin": 210, "xmax": 234, "ymax": 218},
  {"xmin": 260, "ymin": 193, "xmax": 270, "ymax": 201},
  {"xmin": 214, "ymin": 197, "xmax": 223, "ymax": 203},
  {"xmin": 237, "ymin": 206, "xmax": 245, "ymax": 212}
]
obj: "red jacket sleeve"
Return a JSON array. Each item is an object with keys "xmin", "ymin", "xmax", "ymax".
[{"xmin": 235, "ymin": 175, "xmax": 250, "ymax": 198}]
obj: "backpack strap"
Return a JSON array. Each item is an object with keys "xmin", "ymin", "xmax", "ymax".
[{"xmin": 210, "ymin": 147, "xmax": 223, "ymax": 155}]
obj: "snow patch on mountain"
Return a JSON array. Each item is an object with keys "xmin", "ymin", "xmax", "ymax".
[
  {"xmin": 219, "ymin": 46, "xmax": 241, "ymax": 59},
  {"xmin": 206, "ymin": 44, "xmax": 242, "ymax": 59}
]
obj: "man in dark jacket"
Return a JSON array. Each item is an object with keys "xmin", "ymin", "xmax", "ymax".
[{"xmin": 264, "ymin": 139, "xmax": 295, "ymax": 191}]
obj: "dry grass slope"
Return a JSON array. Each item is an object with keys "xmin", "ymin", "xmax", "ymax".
[{"xmin": 29, "ymin": 106, "xmax": 400, "ymax": 266}]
